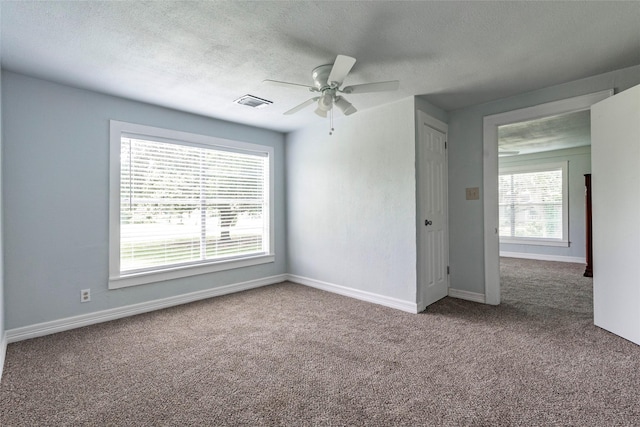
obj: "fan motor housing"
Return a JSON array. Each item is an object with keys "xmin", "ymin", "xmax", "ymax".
[{"xmin": 312, "ymin": 64, "xmax": 334, "ymax": 90}]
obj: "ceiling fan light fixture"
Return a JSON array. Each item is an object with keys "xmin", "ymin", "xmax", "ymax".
[
  {"xmin": 317, "ymin": 93, "xmax": 333, "ymax": 111},
  {"xmin": 314, "ymin": 107, "xmax": 328, "ymax": 118},
  {"xmin": 335, "ymin": 96, "xmax": 357, "ymax": 115}
]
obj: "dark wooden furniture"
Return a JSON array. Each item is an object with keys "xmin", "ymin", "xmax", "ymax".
[{"xmin": 584, "ymin": 174, "xmax": 593, "ymax": 277}]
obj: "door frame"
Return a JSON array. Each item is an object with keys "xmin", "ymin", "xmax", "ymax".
[
  {"xmin": 482, "ymin": 90, "xmax": 613, "ymax": 305},
  {"xmin": 417, "ymin": 110, "xmax": 449, "ymax": 312}
]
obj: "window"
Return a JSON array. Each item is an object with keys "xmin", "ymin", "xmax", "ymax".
[
  {"xmin": 498, "ymin": 162, "xmax": 568, "ymax": 246},
  {"xmin": 109, "ymin": 121, "xmax": 274, "ymax": 288}
]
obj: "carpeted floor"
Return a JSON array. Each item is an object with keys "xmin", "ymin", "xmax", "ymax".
[{"xmin": 1, "ymin": 258, "xmax": 639, "ymax": 425}]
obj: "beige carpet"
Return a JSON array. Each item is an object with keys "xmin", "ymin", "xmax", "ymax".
[{"xmin": 1, "ymin": 258, "xmax": 639, "ymax": 425}]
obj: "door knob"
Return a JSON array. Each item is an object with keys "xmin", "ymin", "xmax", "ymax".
[{"xmin": 425, "ymin": 220, "xmax": 433, "ymax": 226}]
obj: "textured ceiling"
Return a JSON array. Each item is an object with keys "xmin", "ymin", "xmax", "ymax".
[
  {"xmin": 499, "ymin": 110, "xmax": 591, "ymax": 156},
  {"xmin": 1, "ymin": 1, "xmax": 639, "ymax": 132}
]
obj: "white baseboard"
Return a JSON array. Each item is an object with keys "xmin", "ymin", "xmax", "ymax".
[
  {"xmin": 0, "ymin": 332, "xmax": 6, "ymax": 383},
  {"xmin": 448, "ymin": 288, "xmax": 486, "ymax": 304},
  {"xmin": 500, "ymin": 251, "xmax": 586, "ymax": 264},
  {"xmin": 5, "ymin": 274, "xmax": 287, "ymax": 344},
  {"xmin": 287, "ymin": 274, "xmax": 418, "ymax": 314}
]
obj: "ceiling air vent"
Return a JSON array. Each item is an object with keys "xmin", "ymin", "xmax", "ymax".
[{"xmin": 234, "ymin": 94, "xmax": 273, "ymax": 109}]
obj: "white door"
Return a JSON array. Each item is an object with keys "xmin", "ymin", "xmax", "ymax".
[
  {"xmin": 417, "ymin": 111, "xmax": 449, "ymax": 309},
  {"xmin": 591, "ymin": 83, "xmax": 640, "ymax": 345}
]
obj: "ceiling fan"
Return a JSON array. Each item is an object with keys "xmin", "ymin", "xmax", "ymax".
[{"xmin": 264, "ymin": 55, "xmax": 399, "ymax": 118}]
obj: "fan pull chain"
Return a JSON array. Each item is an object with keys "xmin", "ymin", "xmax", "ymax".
[{"xmin": 329, "ymin": 108, "xmax": 334, "ymax": 135}]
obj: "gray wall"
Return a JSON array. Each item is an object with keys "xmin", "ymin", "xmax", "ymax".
[
  {"xmin": 499, "ymin": 146, "xmax": 590, "ymax": 261},
  {"xmin": 5, "ymin": 63, "xmax": 639, "ymax": 332},
  {"xmin": 2, "ymin": 71, "xmax": 287, "ymax": 329},
  {"xmin": 448, "ymin": 64, "xmax": 640, "ymax": 295},
  {"xmin": 415, "ymin": 96, "xmax": 449, "ymax": 125},
  {"xmin": 286, "ymin": 97, "xmax": 420, "ymax": 303}
]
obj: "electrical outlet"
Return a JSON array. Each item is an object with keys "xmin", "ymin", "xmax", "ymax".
[
  {"xmin": 81, "ymin": 289, "xmax": 91, "ymax": 303},
  {"xmin": 466, "ymin": 187, "xmax": 480, "ymax": 200}
]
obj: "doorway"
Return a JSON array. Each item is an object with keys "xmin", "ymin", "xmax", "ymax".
[
  {"xmin": 497, "ymin": 110, "xmax": 593, "ymax": 308},
  {"xmin": 482, "ymin": 90, "xmax": 612, "ymax": 305}
]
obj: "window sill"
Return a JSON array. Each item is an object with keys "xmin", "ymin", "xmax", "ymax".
[
  {"xmin": 109, "ymin": 254, "xmax": 275, "ymax": 289},
  {"xmin": 500, "ymin": 238, "xmax": 569, "ymax": 248}
]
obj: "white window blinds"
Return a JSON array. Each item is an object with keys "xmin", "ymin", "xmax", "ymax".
[
  {"xmin": 499, "ymin": 164, "xmax": 566, "ymax": 241},
  {"xmin": 119, "ymin": 136, "xmax": 269, "ymax": 274}
]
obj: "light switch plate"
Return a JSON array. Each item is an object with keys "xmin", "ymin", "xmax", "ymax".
[{"xmin": 466, "ymin": 187, "xmax": 480, "ymax": 200}]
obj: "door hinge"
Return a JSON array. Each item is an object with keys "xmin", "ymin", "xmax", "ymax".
[
  {"xmin": 445, "ymin": 141, "xmax": 447, "ymax": 149},
  {"xmin": 447, "ymin": 266, "xmax": 450, "ymax": 274}
]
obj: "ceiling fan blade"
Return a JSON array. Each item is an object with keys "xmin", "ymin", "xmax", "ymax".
[
  {"xmin": 341, "ymin": 80, "xmax": 400, "ymax": 94},
  {"xmin": 334, "ymin": 96, "xmax": 357, "ymax": 116},
  {"xmin": 263, "ymin": 79, "xmax": 316, "ymax": 91},
  {"xmin": 327, "ymin": 55, "xmax": 356, "ymax": 86},
  {"xmin": 283, "ymin": 97, "xmax": 319, "ymax": 115}
]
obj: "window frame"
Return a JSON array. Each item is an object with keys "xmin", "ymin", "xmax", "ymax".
[
  {"xmin": 109, "ymin": 120, "xmax": 275, "ymax": 289},
  {"xmin": 498, "ymin": 161, "xmax": 569, "ymax": 247}
]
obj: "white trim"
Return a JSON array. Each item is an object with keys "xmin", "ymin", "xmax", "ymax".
[
  {"xmin": 499, "ymin": 161, "xmax": 567, "ymax": 174},
  {"xmin": 448, "ymin": 288, "xmax": 486, "ymax": 304},
  {"xmin": 111, "ymin": 120, "xmax": 272, "ymax": 157},
  {"xmin": 108, "ymin": 120, "xmax": 276, "ymax": 289},
  {"xmin": 109, "ymin": 254, "xmax": 275, "ymax": 289},
  {"xmin": 6, "ymin": 274, "xmax": 287, "ymax": 343},
  {"xmin": 499, "ymin": 160, "xmax": 569, "ymax": 246},
  {"xmin": 416, "ymin": 109, "xmax": 448, "ymax": 134},
  {"xmin": 483, "ymin": 90, "xmax": 613, "ymax": 306},
  {"xmin": 0, "ymin": 332, "xmax": 7, "ymax": 383},
  {"xmin": 288, "ymin": 274, "xmax": 419, "ymax": 314},
  {"xmin": 500, "ymin": 238, "xmax": 569, "ymax": 247},
  {"xmin": 4, "ymin": 273, "xmax": 422, "ymax": 346},
  {"xmin": 500, "ymin": 251, "xmax": 586, "ymax": 264}
]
